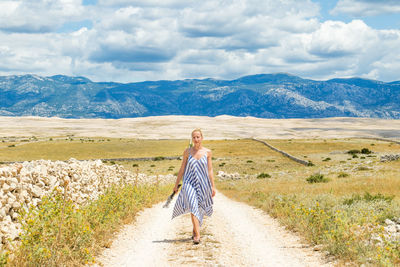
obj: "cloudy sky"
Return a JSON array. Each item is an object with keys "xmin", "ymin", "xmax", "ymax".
[{"xmin": 0, "ymin": 0, "xmax": 400, "ymax": 82}]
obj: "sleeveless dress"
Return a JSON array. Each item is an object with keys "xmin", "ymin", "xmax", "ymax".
[{"xmin": 172, "ymin": 150, "xmax": 213, "ymax": 226}]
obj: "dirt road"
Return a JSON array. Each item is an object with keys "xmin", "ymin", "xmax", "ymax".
[{"xmin": 93, "ymin": 191, "xmax": 332, "ymax": 267}]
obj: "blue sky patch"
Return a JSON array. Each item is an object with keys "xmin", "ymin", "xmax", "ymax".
[{"xmin": 57, "ymin": 20, "xmax": 93, "ymax": 33}]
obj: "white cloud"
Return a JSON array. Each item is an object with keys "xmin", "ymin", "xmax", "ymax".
[
  {"xmin": 0, "ymin": 0, "xmax": 86, "ymax": 33},
  {"xmin": 307, "ymin": 20, "xmax": 377, "ymax": 57},
  {"xmin": 97, "ymin": 0, "xmax": 195, "ymax": 7},
  {"xmin": 0, "ymin": 0, "xmax": 400, "ymax": 83},
  {"xmin": 331, "ymin": 0, "xmax": 400, "ymax": 16}
]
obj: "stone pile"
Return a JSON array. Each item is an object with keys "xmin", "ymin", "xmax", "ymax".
[
  {"xmin": 217, "ymin": 171, "xmax": 256, "ymax": 180},
  {"xmin": 380, "ymin": 154, "xmax": 400, "ymax": 162},
  {"xmin": 383, "ymin": 218, "xmax": 400, "ymax": 242},
  {"xmin": 372, "ymin": 218, "xmax": 400, "ymax": 245},
  {"xmin": 0, "ymin": 159, "xmax": 175, "ymax": 248}
]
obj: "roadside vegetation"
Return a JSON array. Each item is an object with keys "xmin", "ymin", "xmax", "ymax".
[
  {"xmin": 218, "ymin": 138, "xmax": 400, "ymax": 266},
  {"xmin": 2, "ymin": 183, "xmax": 170, "ymax": 266}
]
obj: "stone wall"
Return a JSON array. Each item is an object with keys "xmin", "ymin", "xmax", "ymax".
[
  {"xmin": 0, "ymin": 159, "xmax": 175, "ymax": 248},
  {"xmin": 380, "ymin": 154, "xmax": 400, "ymax": 162},
  {"xmin": 251, "ymin": 138, "xmax": 311, "ymax": 166}
]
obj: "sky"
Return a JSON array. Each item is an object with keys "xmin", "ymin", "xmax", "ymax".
[{"xmin": 0, "ymin": 0, "xmax": 400, "ymax": 83}]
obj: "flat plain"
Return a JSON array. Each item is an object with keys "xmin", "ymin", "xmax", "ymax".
[{"xmin": 1, "ymin": 115, "xmax": 400, "ymax": 140}]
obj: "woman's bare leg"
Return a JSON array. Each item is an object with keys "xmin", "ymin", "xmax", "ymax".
[{"xmin": 190, "ymin": 213, "xmax": 200, "ymax": 240}]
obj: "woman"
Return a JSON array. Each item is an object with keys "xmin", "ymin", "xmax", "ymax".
[{"xmin": 172, "ymin": 128, "xmax": 216, "ymax": 244}]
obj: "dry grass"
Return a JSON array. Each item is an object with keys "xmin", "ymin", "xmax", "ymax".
[{"xmin": 0, "ymin": 137, "xmax": 188, "ymax": 162}]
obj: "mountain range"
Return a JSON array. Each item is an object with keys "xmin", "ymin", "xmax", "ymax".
[{"xmin": 0, "ymin": 73, "xmax": 399, "ymax": 119}]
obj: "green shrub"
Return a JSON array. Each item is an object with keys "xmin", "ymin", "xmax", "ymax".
[
  {"xmin": 307, "ymin": 161, "xmax": 315, "ymax": 166},
  {"xmin": 322, "ymin": 157, "xmax": 331, "ymax": 162},
  {"xmin": 361, "ymin": 148, "xmax": 372, "ymax": 154},
  {"xmin": 337, "ymin": 172, "xmax": 349, "ymax": 178},
  {"xmin": 7, "ymin": 144, "xmax": 15, "ymax": 148},
  {"xmin": 167, "ymin": 166, "xmax": 174, "ymax": 171},
  {"xmin": 246, "ymin": 160, "xmax": 253, "ymax": 163},
  {"xmin": 352, "ymin": 154, "xmax": 358, "ymax": 158},
  {"xmin": 132, "ymin": 163, "xmax": 139, "ymax": 167},
  {"xmin": 347, "ymin": 149, "xmax": 361, "ymax": 155},
  {"xmin": 306, "ymin": 174, "xmax": 328, "ymax": 183},
  {"xmin": 347, "ymin": 148, "xmax": 372, "ymax": 155},
  {"xmin": 153, "ymin": 156, "xmax": 165, "ymax": 161},
  {"xmin": 257, "ymin": 173, "xmax": 271, "ymax": 179}
]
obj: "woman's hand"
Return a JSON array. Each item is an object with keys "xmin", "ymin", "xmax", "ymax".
[
  {"xmin": 212, "ymin": 186, "xmax": 216, "ymax": 197},
  {"xmin": 173, "ymin": 184, "xmax": 179, "ymax": 193}
]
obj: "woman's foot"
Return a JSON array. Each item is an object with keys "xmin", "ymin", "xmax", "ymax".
[{"xmin": 193, "ymin": 236, "xmax": 200, "ymax": 245}]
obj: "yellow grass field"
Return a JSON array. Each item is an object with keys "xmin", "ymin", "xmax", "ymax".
[{"xmin": 1, "ymin": 137, "xmax": 399, "ymax": 196}]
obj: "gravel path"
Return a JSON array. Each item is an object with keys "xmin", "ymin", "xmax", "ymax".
[{"xmin": 93, "ymin": 191, "xmax": 333, "ymax": 267}]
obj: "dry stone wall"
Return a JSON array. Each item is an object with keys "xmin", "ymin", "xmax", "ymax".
[
  {"xmin": 251, "ymin": 138, "xmax": 311, "ymax": 166},
  {"xmin": 380, "ymin": 154, "xmax": 400, "ymax": 162},
  {"xmin": 0, "ymin": 159, "xmax": 175, "ymax": 249}
]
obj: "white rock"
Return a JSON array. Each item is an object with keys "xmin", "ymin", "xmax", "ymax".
[
  {"xmin": 0, "ymin": 208, "xmax": 6, "ymax": 219},
  {"xmin": 8, "ymin": 183, "xmax": 17, "ymax": 191},
  {"xmin": 4, "ymin": 215, "xmax": 12, "ymax": 223},
  {"xmin": 384, "ymin": 225, "xmax": 397, "ymax": 233},
  {"xmin": 385, "ymin": 219, "xmax": 395, "ymax": 225},
  {"xmin": 2, "ymin": 183, "xmax": 10, "ymax": 193},
  {"xmin": 31, "ymin": 185, "xmax": 43, "ymax": 198}
]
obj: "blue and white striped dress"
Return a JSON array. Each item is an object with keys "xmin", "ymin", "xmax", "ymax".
[{"xmin": 172, "ymin": 150, "xmax": 213, "ymax": 226}]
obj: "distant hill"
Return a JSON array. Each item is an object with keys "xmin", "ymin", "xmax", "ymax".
[{"xmin": 0, "ymin": 73, "xmax": 399, "ymax": 119}]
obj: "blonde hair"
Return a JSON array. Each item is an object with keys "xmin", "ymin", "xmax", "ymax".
[{"xmin": 191, "ymin": 128, "xmax": 203, "ymax": 138}]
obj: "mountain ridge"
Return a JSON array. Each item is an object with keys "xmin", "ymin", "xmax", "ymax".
[{"xmin": 0, "ymin": 73, "xmax": 399, "ymax": 119}]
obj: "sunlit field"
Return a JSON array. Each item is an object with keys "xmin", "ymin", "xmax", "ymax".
[
  {"xmin": 1, "ymin": 137, "xmax": 400, "ymax": 196},
  {"xmin": 1, "ymin": 136, "xmax": 400, "ymax": 265}
]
